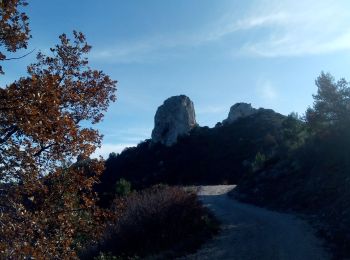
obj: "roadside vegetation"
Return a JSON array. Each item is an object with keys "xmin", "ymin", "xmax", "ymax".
[
  {"xmin": 81, "ymin": 184, "xmax": 219, "ymax": 259},
  {"xmin": 233, "ymin": 72, "xmax": 350, "ymax": 259}
]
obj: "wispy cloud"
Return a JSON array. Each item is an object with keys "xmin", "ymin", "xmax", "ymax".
[
  {"xmin": 256, "ymin": 80, "xmax": 278, "ymax": 101},
  {"xmin": 91, "ymin": 38, "xmax": 166, "ymax": 63},
  {"xmin": 91, "ymin": 34, "xmax": 190, "ymax": 63},
  {"xmin": 235, "ymin": 12, "xmax": 288, "ymax": 30},
  {"xmin": 100, "ymin": 126, "xmax": 151, "ymax": 143},
  {"xmin": 237, "ymin": 0, "xmax": 350, "ymax": 57},
  {"xmin": 91, "ymin": 143, "xmax": 136, "ymax": 159},
  {"xmin": 206, "ymin": 11, "xmax": 288, "ymax": 43},
  {"xmin": 91, "ymin": 0, "xmax": 350, "ymax": 62},
  {"xmin": 196, "ymin": 105, "xmax": 227, "ymax": 115}
]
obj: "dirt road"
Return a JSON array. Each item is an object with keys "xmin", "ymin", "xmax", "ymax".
[{"xmin": 183, "ymin": 185, "xmax": 330, "ymax": 260}]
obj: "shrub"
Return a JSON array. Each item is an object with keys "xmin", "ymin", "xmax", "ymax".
[
  {"xmin": 252, "ymin": 152, "xmax": 266, "ymax": 172},
  {"xmin": 87, "ymin": 185, "xmax": 218, "ymax": 258},
  {"xmin": 114, "ymin": 178, "xmax": 131, "ymax": 197}
]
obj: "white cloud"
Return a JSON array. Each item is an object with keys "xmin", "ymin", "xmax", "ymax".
[
  {"xmin": 100, "ymin": 126, "xmax": 151, "ymax": 143},
  {"xmin": 230, "ymin": 12, "xmax": 288, "ymax": 32},
  {"xmin": 90, "ymin": 127, "xmax": 151, "ymax": 159},
  {"xmin": 91, "ymin": 34, "xmax": 188, "ymax": 63},
  {"xmin": 91, "ymin": 40, "xmax": 160, "ymax": 63},
  {"xmin": 237, "ymin": 0, "xmax": 350, "ymax": 57},
  {"xmin": 256, "ymin": 80, "xmax": 278, "ymax": 100},
  {"xmin": 91, "ymin": 143, "xmax": 136, "ymax": 159},
  {"xmin": 91, "ymin": 0, "xmax": 350, "ymax": 62},
  {"xmin": 196, "ymin": 105, "xmax": 227, "ymax": 115}
]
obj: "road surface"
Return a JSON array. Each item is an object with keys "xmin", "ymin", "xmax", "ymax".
[{"xmin": 183, "ymin": 185, "xmax": 330, "ymax": 260}]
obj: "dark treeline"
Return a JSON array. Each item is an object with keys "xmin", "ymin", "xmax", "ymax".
[{"xmin": 96, "ymin": 108, "xmax": 286, "ymax": 206}]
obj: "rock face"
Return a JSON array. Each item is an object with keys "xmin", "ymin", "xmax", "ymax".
[
  {"xmin": 223, "ymin": 103, "xmax": 257, "ymax": 124},
  {"xmin": 152, "ymin": 95, "xmax": 196, "ymax": 146}
]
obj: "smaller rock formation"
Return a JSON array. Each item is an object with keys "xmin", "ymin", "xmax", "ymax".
[
  {"xmin": 223, "ymin": 103, "xmax": 257, "ymax": 124},
  {"xmin": 151, "ymin": 95, "xmax": 196, "ymax": 146}
]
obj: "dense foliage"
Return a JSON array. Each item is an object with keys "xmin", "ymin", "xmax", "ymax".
[
  {"xmin": 0, "ymin": 3, "xmax": 117, "ymax": 258},
  {"xmin": 83, "ymin": 186, "xmax": 218, "ymax": 259},
  {"xmin": 306, "ymin": 72, "xmax": 350, "ymax": 132},
  {"xmin": 0, "ymin": 0, "xmax": 30, "ymax": 74}
]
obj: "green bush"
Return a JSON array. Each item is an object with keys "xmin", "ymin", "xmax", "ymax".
[
  {"xmin": 252, "ymin": 152, "xmax": 266, "ymax": 172},
  {"xmin": 88, "ymin": 186, "xmax": 218, "ymax": 258},
  {"xmin": 114, "ymin": 178, "xmax": 131, "ymax": 197}
]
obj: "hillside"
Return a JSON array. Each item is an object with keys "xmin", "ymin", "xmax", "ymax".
[
  {"xmin": 96, "ymin": 108, "xmax": 286, "ymax": 206},
  {"xmin": 232, "ymin": 129, "xmax": 350, "ymax": 259}
]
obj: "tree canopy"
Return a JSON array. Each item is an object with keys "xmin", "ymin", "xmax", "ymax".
[
  {"xmin": 306, "ymin": 72, "xmax": 350, "ymax": 132},
  {"xmin": 0, "ymin": 2, "xmax": 117, "ymax": 258},
  {"xmin": 0, "ymin": 0, "xmax": 30, "ymax": 74}
]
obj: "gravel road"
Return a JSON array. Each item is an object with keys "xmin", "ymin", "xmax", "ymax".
[{"xmin": 182, "ymin": 185, "xmax": 330, "ymax": 260}]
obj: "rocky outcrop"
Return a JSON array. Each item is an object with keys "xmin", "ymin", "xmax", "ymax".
[
  {"xmin": 223, "ymin": 103, "xmax": 257, "ymax": 124},
  {"xmin": 151, "ymin": 95, "xmax": 196, "ymax": 146}
]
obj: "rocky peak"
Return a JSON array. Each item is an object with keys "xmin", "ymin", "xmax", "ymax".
[
  {"xmin": 151, "ymin": 95, "xmax": 196, "ymax": 146},
  {"xmin": 223, "ymin": 103, "xmax": 257, "ymax": 124}
]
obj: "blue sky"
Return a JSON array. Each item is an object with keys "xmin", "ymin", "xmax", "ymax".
[{"xmin": 3, "ymin": 0, "xmax": 350, "ymax": 157}]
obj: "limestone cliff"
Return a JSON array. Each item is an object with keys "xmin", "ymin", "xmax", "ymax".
[
  {"xmin": 151, "ymin": 95, "xmax": 196, "ymax": 146},
  {"xmin": 223, "ymin": 103, "xmax": 257, "ymax": 124}
]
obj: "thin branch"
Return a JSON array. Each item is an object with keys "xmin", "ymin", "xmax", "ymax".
[
  {"xmin": 0, "ymin": 126, "xmax": 18, "ymax": 145},
  {"xmin": 3, "ymin": 48, "xmax": 36, "ymax": 61},
  {"xmin": 34, "ymin": 142, "xmax": 58, "ymax": 157}
]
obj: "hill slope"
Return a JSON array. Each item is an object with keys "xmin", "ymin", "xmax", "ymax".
[
  {"xmin": 96, "ymin": 109, "xmax": 285, "ymax": 205},
  {"xmin": 232, "ymin": 130, "xmax": 350, "ymax": 259}
]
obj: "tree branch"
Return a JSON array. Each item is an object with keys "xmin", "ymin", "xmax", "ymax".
[
  {"xmin": 0, "ymin": 126, "xmax": 18, "ymax": 145},
  {"xmin": 3, "ymin": 49, "xmax": 35, "ymax": 61},
  {"xmin": 34, "ymin": 142, "xmax": 58, "ymax": 157}
]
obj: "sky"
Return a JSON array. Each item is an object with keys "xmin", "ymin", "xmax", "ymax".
[{"xmin": 3, "ymin": 0, "xmax": 350, "ymax": 158}]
